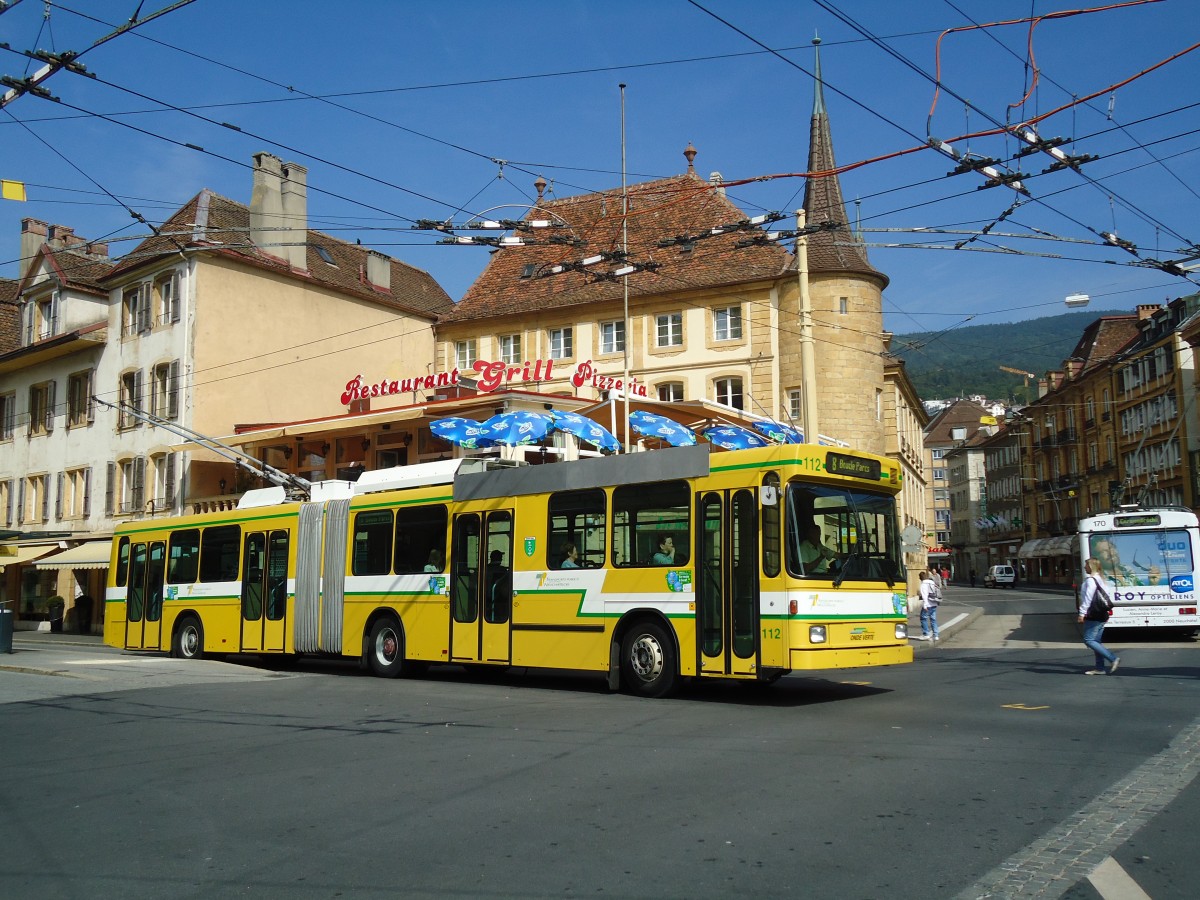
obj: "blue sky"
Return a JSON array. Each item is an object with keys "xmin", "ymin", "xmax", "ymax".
[{"xmin": 2, "ymin": 0, "xmax": 1197, "ymax": 339}]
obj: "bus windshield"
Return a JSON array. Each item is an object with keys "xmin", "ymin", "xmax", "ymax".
[
  {"xmin": 785, "ymin": 482, "xmax": 901, "ymax": 586},
  {"xmin": 1088, "ymin": 529, "xmax": 1193, "ymax": 587}
]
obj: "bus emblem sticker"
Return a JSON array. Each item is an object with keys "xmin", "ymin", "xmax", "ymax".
[
  {"xmin": 1170, "ymin": 574, "xmax": 1193, "ymax": 593},
  {"xmin": 524, "ymin": 537, "xmax": 536, "ymax": 557}
]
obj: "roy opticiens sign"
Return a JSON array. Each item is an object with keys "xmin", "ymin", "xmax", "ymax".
[{"xmin": 341, "ymin": 358, "xmax": 649, "ymax": 405}]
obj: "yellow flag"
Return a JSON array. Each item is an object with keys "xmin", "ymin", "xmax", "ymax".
[{"xmin": 2, "ymin": 180, "xmax": 27, "ymax": 201}]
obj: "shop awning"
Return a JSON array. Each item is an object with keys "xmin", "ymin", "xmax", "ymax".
[
  {"xmin": 1017, "ymin": 538, "xmax": 1047, "ymax": 559},
  {"xmin": 34, "ymin": 540, "xmax": 113, "ymax": 570},
  {"xmin": 0, "ymin": 544, "xmax": 58, "ymax": 571},
  {"xmin": 1042, "ymin": 535, "xmax": 1079, "ymax": 558}
]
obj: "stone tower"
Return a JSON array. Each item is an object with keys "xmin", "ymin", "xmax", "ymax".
[{"xmin": 789, "ymin": 36, "xmax": 889, "ymax": 454}]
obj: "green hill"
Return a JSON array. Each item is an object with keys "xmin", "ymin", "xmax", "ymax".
[{"xmin": 891, "ymin": 310, "xmax": 1126, "ymax": 404}]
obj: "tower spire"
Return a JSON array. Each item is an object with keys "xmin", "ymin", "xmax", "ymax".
[{"xmin": 801, "ymin": 33, "xmax": 887, "ymax": 286}]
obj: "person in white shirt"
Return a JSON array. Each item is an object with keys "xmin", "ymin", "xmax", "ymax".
[
  {"xmin": 918, "ymin": 571, "xmax": 940, "ymax": 641},
  {"xmin": 1077, "ymin": 556, "xmax": 1120, "ymax": 675}
]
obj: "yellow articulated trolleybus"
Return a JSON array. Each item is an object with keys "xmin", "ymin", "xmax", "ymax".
[{"xmin": 105, "ymin": 442, "xmax": 913, "ymax": 696}]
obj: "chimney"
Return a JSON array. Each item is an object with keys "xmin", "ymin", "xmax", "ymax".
[
  {"xmin": 365, "ymin": 250, "xmax": 391, "ymax": 291},
  {"xmin": 709, "ymin": 171, "xmax": 725, "ymax": 197},
  {"xmin": 280, "ymin": 160, "xmax": 308, "ymax": 271},
  {"xmin": 20, "ymin": 218, "xmax": 48, "ymax": 280},
  {"xmin": 250, "ymin": 152, "xmax": 300, "ymax": 268},
  {"xmin": 1136, "ymin": 304, "xmax": 1162, "ymax": 321}
]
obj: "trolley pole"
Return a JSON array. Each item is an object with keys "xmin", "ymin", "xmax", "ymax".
[{"xmin": 797, "ymin": 208, "xmax": 819, "ymax": 442}]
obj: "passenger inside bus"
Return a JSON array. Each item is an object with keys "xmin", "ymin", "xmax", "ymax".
[
  {"xmin": 486, "ymin": 550, "xmax": 511, "ymax": 621},
  {"xmin": 560, "ymin": 542, "xmax": 579, "ymax": 568},
  {"xmin": 652, "ymin": 534, "xmax": 676, "ymax": 566}
]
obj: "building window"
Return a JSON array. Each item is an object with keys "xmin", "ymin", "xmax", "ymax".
[
  {"xmin": 150, "ymin": 453, "xmax": 176, "ymax": 513},
  {"xmin": 933, "ymin": 468, "xmax": 945, "ymax": 481},
  {"xmin": 122, "ymin": 284, "xmax": 149, "ymax": 337},
  {"xmin": 713, "ymin": 306, "xmax": 742, "ymax": 341},
  {"xmin": 154, "ymin": 271, "xmax": 181, "ymax": 326},
  {"xmin": 0, "ymin": 392, "xmax": 14, "ymax": 440},
  {"xmin": 149, "ymin": 361, "xmax": 180, "ymax": 420},
  {"xmin": 28, "ymin": 381, "xmax": 55, "ymax": 436},
  {"xmin": 58, "ymin": 467, "xmax": 91, "ymax": 520},
  {"xmin": 499, "ymin": 334, "xmax": 521, "ymax": 365},
  {"xmin": 787, "ymin": 389, "xmax": 802, "ymax": 423},
  {"xmin": 656, "ymin": 313, "xmax": 683, "ymax": 347},
  {"xmin": 119, "ymin": 370, "xmax": 143, "ymax": 429},
  {"xmin": 113, "ymin": 457, "xmax": 146, "ymax": 515},
  {"xmin": 713, "ymin": 376, "xmax": 743, "ymax": 410},
  {"xmin": 23, "ymin": 473, "xmax": 50, "ymax": 524},
  {"xmin": 657, "ymin": 382, "xmax": 684, "ymax": 402},
  {"xmin": 838, "ymin": 297, "xmax": 849, "ymax": 315},
  {"xmin": 37, "ymin": 292, "xmax": 60, "ymax": 340},
  {"xmin": 549, "ymin": 327, "xmax": 573, "ymax": 360},
  {"xmin": 455, "ymin": 339, "xmax": 477, "ymax": 370},
  {"xmin": 67, "ymin": 370, "xmax": 93, "ymax": 428},
  {"xmin": 600, "ymin": 320, "xmax": 625, "ymax": 355}
]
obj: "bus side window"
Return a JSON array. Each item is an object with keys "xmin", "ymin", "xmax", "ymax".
[
  {"xmin": 199, "ymin": 524, "xmax": 241, "ymax": 582},
  {"xmin": 168, "ymin": 528, "xmax": 200, "ymax": 584},
  {"xmin": 548, "ymin": 489, "xmax": 606, "ymax": 568},
  {"xmin": 395, "ymin": 504, "xmax": 449, "ymax": 574},
  {"xmin": 612, "ymin": 480, "xmax": 689, "ymax": 568},
  {"xmin": 115, "ymin": 536, "xmax": 131, "ymax": 587},
  {"xmin": 353, "ymin": 510, "xmax": 394, "ymax": 575}
]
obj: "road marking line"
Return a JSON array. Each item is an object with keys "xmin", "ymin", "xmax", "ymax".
[
  {"xmin": 940, "ymin": 613, "xmax": 968, "ymax": 629},
  {"xmin": 1088, "ymin": 856, "xmax": 1151, "ymax": 900},
  {"xmin": 958, "ymin": 717, "xmax": 1200, "ymax": 899},
  {"xmin": 1001, "ymin": 703, "xmax": 1049, "ymax": 710}
]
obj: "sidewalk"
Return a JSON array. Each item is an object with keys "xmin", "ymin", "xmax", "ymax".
[{"xmin": 7, "ymin": 628, "xmax": 105, "ymax": 649}]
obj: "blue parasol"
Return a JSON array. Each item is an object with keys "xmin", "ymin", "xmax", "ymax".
[
  {"xmin": 628, "ymin": 410, "xmax": 697, "ymax": 447},
  {"xmin": 429, "ymin": 417, "xmax": 496, "ymax": 449},
  {"xmin": 481, "ymin": 410, "xmax": 553, "ymax": 446},
  {"xmin": 702, "ymin": 424, "xmax": 772, "ymax": 450},
  {"xmin": 751, "ymin": 419, "xmax": 805, "ymax": 444},
  {"xmin": 548, "ymin": 409, "xmax": 621, "ymax": 453}
]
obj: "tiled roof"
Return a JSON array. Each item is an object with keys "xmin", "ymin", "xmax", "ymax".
[
  {"xmin": 33, "ymin": 246, "xmax": 115, "ymax": 295},
  {"xmin": 925, "ymin": 398, "xmax": 989, "ymax": 444},
  {"xmin": 439, "ymin": 174, "xmax": 796, "ymax": 324},
  {"xmin": 105, "ymin": 190, "xmax": 452, "ymax": 319},
  {"xmin": 0, "ymin": 278, "xmax": 18, "ymax": 355},
  {"xmin": 1068, "ymin": 315, "xmax": 1139, "ymax": 373}
]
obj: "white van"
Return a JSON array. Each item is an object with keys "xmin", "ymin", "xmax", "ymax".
[{"xmin": 984, "ymin": 564, "xmax": 1016, "ymax": 588}]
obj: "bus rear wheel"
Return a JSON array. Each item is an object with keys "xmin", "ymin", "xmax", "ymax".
[
  {"xmin": 171, "ymin": 616, "xmax": 205, "ymax": 660},
  {"xmin": 620, "ymin": 622, "xmax": 677, "ymax": 698},
  {"xmin": 367, "ymin": 617, "xmax": 410, "ymax": 678}
]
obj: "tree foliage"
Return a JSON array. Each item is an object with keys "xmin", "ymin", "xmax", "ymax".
[{"xmin": 892, "ymin": 310, "xmax": 1124, "ymax": 404}]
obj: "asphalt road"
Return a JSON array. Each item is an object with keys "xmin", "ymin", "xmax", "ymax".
[{"xmin": 2, "ymin": 589, "xmax": 1198, "ymax": 900}]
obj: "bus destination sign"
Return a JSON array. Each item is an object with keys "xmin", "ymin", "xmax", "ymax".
[
  {"xmin": 826, "ymin": 452, "xmax": 881, "ymax": 481},
  {"xmin": 1115, "ymin": 514, "xmax": 1162, "ymax": 528}
]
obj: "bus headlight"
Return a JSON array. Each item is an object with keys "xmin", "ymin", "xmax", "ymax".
[
  {"xmin": 895, "ymin": 623, "xmax": 908, "ymax": 639},
  {"xmin": 809, "ymin": 625, "xmax": 827, "ymax": 644}
]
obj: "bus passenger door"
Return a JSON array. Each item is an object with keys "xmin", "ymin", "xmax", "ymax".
[
  {"xmin": 125, "ymin": 541, "xmax": 166, "ymax": 650},
  {"xmin": 450, "ymin": 510, "xmax": 513, "ymax": 665},
  {"xmin": 696, "ymin": 490, "xmax": 759, "ymax": 678},
  {"xmin": 241, "ymin": 530, "xmax": 289, "ymax": 653}
]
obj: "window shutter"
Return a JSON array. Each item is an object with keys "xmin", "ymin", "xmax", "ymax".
[
  {"xmin": 133, "ymin": 456, "xmax": 146, "ymax": 510},
  {"xmin": 50, "ymin": 291, "xmax": 61, "ymax": 336},
  {"xmin": 83, "ymin": 467, "xmax": 91, "ymax": 518},
  {"xmin": 138, "ymin": 283, "xmax": 151, "ymax": 332},
  {"xmin": 16, "ymin": 479, "xmax": 25, "ymax": 524},
  {"xmin": 21, "ymin": 302, "xmax": 34, "ymax": 345},
  {"xmin": 86, "ymin": 373, "xmax": 96, "ymax": 424},
  {"xmin": 167, "ymin": 360, "xmax": 180, "ymax": 419},
  {"xmin": 2, "ymin": 396, "xmax": 12, "ymax": 437},
  {"xmin": 44, "ymin": 380, "xmax": 56, "ymax": 433},
  {"xmin": 169, "ymin": 273, "xmax": 181, "ymax": 323},
  {"xmin": 165, "ymin": 453, "xmax": 176, "ymax": 510},
  {"xmin": 41, "ymin": 473, "xmax": 50, "ymax": 523},
  {"xmin": 4, "ymin": 480, "xmax": 12, "ymax": 526},
  {"xmin": 105, "ymin": 462, "xmax": 115, "ymax": 515},
  {"xmin": 133, "ymin": 369, "xmax": 144, "ymax": 422},
  {"xmin": 56, "ymin": 471, "xmax": 64, "ymax": 520}
]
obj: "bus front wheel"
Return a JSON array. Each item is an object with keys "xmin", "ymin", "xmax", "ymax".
[
  {"xmin": 620, "ymin": 622, "xmax": 677, "ymax": 698},
  {"xmin": 172, "ymin": 616, "xmax": 205, "ymax": 660}
]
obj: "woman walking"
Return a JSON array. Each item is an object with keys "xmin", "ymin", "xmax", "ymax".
[{"xmin": 1078, "ymin": 557, "xmax": 1120, "ymax": 675}]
